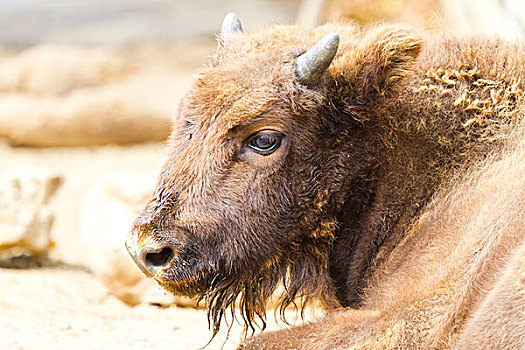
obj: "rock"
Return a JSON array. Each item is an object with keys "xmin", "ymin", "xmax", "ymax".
[
  {"xmin": 80, "ymin": 175, "xmax": 200, "ymax": 308},
  {"xmin": 0, "ymin": 77, "xmax": 175, "ymax": 147},
  {"xmin": 0, "ymin": 44, "xmax": 131, "ymax": 97},
  {"xmin": 0, "ymin": 45, "xmax": 193, "ymax": 147},
  {"xmin": 0, "ymin": 170, "xmax": 63, "ymax": 264}
]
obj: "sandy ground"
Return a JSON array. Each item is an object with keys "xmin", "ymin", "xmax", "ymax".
[{"xmin": 0, "ymin": 267, "xmax": 245, "ymax": 350}]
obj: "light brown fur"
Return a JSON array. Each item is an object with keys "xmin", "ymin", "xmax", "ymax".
[
  {"xmin": 128, "ymin": 22, "xmax": 525, "ymax": 349},
  {"xmin": 242, "ymin": 128, "xmax": 525, "ymax": 349}
]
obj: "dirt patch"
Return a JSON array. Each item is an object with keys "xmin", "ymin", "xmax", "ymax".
[{"xmin": 0, "ymin": 267, "xmax": 244, "ymax": 350}]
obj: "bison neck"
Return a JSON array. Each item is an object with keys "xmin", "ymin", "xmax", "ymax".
[
  {"xmin": 328, "ymin": 172, "xmax": 429, "ymax": 307},
  {"xmin": 328, "ymin": 109, "xmax": 521, "ymax": 307},
  {"xmin": 328, "ymin": 133, "xmax": 452, "ymax": 307}
]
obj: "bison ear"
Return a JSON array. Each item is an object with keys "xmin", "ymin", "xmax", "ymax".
[{"xmin": 331, "ymin": 25, "xmax": 422, "ymax": 101}]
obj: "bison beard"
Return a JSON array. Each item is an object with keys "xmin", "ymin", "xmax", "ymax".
[
  {"xmin": 127, "ymin": 12, "xmax": 525, "ymax": 350},
  {"xmin": 161, "ymin": 227, "xmax": 337, "ymax": 339},
  {"xmin": 202, "ymin": 250, "xmax": 314, "ymax": 338}
]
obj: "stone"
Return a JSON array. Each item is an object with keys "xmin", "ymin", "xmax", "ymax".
[
  {"xmin": 0, "ymin": 45, "xmax": 192, "ymax": 147},
  {"xmin": 0, "ymin": 170, "xmax": 63, "ymax": 263},
  {"xmin": 0, "ymin": 44, "xmax": 131, "ymax": 97}
]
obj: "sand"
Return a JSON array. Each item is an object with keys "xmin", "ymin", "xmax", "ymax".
[{"xmin": 0, "ymin": 266, "xmax": 244, "ymax": 350}]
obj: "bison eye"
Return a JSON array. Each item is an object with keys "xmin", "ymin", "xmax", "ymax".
[{"xmin": 244, "ymin": 130, "xmax": 284, "ymax": 156}]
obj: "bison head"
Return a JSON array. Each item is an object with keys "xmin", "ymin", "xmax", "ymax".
[{"xmin": 126, "ymin": 13, "xmax": 421, "ymax": 335}]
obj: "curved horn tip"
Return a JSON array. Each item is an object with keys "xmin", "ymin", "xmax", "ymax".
[
  {"xmin": 296, "ymin": 32, "xmax": 340, "ymax": 85},
  {"xmin": 221, "ymin": 12, "xmax": 243, "ymax": 35}
]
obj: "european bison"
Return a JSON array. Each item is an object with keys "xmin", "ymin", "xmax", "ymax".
[{"xmin": 126, "ymin": 13, "xmax": 525, "ymax": 349}]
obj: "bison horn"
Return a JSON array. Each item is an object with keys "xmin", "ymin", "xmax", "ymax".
[
  {"xmin": 296, "ymin": 33, "xmax": 340, "ymax": 85},
  {"xmin": 221, "ymin": 12, "xmax": 243, "ymax": 35}
]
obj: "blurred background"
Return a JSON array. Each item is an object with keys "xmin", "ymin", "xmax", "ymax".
[{"xmin": 1, "ymin": 0, "xmax": 524, "ymax": 349}]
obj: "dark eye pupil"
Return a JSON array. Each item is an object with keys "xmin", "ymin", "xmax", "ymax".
[
  {"xmin": 245, "ymin": 130, "xmax": 284, "ymax": 156},
  {"xmin": 252, "ymin": 134, "xmax": 275, "ymax": 149}
]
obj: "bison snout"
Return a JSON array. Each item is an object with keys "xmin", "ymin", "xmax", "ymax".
[{"xmin": 129, "ymin": 243, "xmax": 175, "ymax": 278}]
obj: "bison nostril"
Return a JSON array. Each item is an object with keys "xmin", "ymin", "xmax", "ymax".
[
  {"xmin": 145, "ymin": 247, "xmax": 174, "ymax": 268},
  {"xmin": 132, "ymin": 244, "xmax": 176, "ymax": 277}
]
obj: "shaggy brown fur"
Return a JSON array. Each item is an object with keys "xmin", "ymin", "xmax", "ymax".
[{"xmin": 127, "ymin": 21, "xmax": 525, "ymax": 349}]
